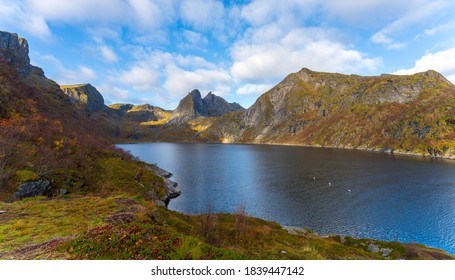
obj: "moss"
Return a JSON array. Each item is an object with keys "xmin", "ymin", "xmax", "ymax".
[{"xmin": 15, "ymin": 170, "xmax": 39, "ymax": 183}]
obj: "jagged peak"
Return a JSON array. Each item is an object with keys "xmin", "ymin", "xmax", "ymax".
[{"xmin": 188, "ymin": 89, "xmax": 202, "ymax": 99}]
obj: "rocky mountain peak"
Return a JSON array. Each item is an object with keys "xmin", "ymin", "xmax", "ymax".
[
  {"xmin": 189, "ymin": 89, "xmax": 203, "ymax": 99},
  {"xmin": 169, "ymin": 89, "xmax": 245, "ymax": 124},
  {"xmin": 422, "ymin": 69, "xmax": 453, "ymax": 85},
  {"xmin": 60, "ymin": 83, "xmax": 105, "ymax": 113},
  {"xmin": 0, "ymin": 31, "xmax": 31, "ymax": 76}
]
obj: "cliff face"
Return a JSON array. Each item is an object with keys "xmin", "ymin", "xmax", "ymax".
[
  {"xmin": 169, "ymin": 90, "xmax": 207, "ymax": 124},
  {"xmin": 0, "ymin": 31, "xmax": 30, "ymax": 76},
  {"xmin": 60, "ymin": 84, "xmax": 106, "ymax": 113},
  {"xmin": 203, "ymin": 92, "xmax": 244, "ymax": 117}
]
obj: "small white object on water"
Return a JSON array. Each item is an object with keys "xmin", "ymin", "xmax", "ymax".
[
  {"xmin": 313, "ymin": 177, "xmax": 316, "ymax": 181},
  {"xmin": 328, "ymin": 182, "xmax": 331, "ymax": 186},
  {"xmin": 348, "ymin": 189, "xmax": 351, "ymax": 192}
]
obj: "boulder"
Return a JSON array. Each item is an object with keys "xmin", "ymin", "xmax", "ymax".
[{"xmin": 15, "ymin": 179, "xmax": 52, "ymax": 199}]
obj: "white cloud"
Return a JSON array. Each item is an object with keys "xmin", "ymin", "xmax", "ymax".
[
  {"xmin": 422, "ymin": 20, "xmax": 455, "ymax": 36},
  {"xmin": 128, "ymin": 0, "xmax": 161, "ymax": 29},
  {"xmin": 0, "ymin": 1, "xmax": 51, "ymax": 38},
  {"xmin": 394, "ymin": 47, "xmax": 455, "ymax": 83},
  {"xmin": 175, "ymin": 55, "xmax": 215, "ymax": 69},
  {"xmin": 35, "ymin": 54, "xmax": 96, "ymax": 84},
  {"xmin": 240, "ymin": 0, "xmax": 318, "ymax": 28},
  {"xmin": 1, "ymin": 0, "xmax": 178, "ymax": 39},
  {"xmin": 180, "ymin": 29, "xmax": 208, "ymax": 47},
  {"xmin": 27, "ymin": 0, "xmax": 126, "ymax": 22},
  {"xmin": 237, "ymin": 83, "xmax": 272, "ymax": 95},
  {"xmin": 369, "ymin": 0, "xmax": 447, "ymax": 49},
  {"xmin": 99, "ymin": 45, "xmax": 118, "ymax": 63},
  {"xmin": 109, "ymin": 50, "xmax": 233, "ymax": 107},
  {"xmin": 179, "ymin": 0, "xmax": 224, "ymax": 30},
  {"xmin": 231, "ymin": 27, "xmax": 381, "ymax": 83},
  {"xmin": 118, "ymin": 65, "xmax": 160, "ymax": 92},
  {"xmin": 164, "ymin": 64, "xmax": 232, "ymax": 100},
  {"xmin": 97, "ymin": 85, "xmax": 131, "ymax": 103},
  {"xmin": 322, "ymin": 0, "xmax": 409, "ymax": 25}
]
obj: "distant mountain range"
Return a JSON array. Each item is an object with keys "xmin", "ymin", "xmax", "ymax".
[
  {"xmin": 62, "ymin": 66, "xmax": 454, "ymax": 159},
  {"xmin": 2, "ymin": 29, "xmax": 454, "ymax": 159}
]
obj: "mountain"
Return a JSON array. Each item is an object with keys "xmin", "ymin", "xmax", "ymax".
[
  {"xmin": 60, "ymin": 83, "xmax": 106, "ymax": 113},
  {"xmin": 168, "ymin": 89, "xmax": 244, "ymax": 124},
  {"xmin": 107, "ymin": 103, "xmax": 171, "ymax": 139},
  {"xmin": 203, "ymin": 92, "xmax": 244, "ymax": 117},
  {"xmin": 200, "ymin": 68, "xmax": 455, "ymax": 158},
  {"xmin": 106, "ymin": 68, "xmax": 454, "ymax": 159},
  {"xmin": 106, "ymin": 89, "xmax": 244, "ymax": 141}
]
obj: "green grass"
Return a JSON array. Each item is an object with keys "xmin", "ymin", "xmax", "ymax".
[
  {"xmin": 1, "ymin": 194, "xmax": 453, "ymax": 260},
  {"xmin": 0, "ymin": 195, "xmax": 124, "ymax": 253}
]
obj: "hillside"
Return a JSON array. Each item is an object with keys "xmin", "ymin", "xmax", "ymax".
[
  {"xmin": 160, "ymin": 68, "xmax": 454, "ymax": 159},
  {"xmin": 0, "ymin": 31, "xmax": 173, "ymax": 204}
]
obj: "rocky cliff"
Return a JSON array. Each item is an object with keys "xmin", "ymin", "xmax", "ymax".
[
  {"xmin": 60, "ymin": 84, "xmax": 106, "ymax": 113},
  {"xmin": 0, "ymin": 31, "xmax": 30, "ymax": 76},
  {"xmin": 168, "ymin": 89, "xmax": 244, "ymax": 124},
  {"xmin": 203, "ymin": 92, "xmax": 244, "ymax": 116}
]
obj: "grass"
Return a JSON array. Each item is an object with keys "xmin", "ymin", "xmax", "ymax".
[
  {"xmin": 97, "ymin": 157, "xmax": 167, "ymax": 200},
  {"xmin": 0, "ymin": 195, "xmax": 123, "ymax": 253},
  {"xmin": 1, "ymin": 195, "xmax": 453, "ymax": 260}
]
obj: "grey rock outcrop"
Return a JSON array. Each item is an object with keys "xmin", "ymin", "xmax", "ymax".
[
  {"xmin": 60, "ymin": 84, "xmax": 105, "ymax": 113},
  {"xmin": 0, "ymin": 31, "xmax": 31, "ymax": 76},
  {"xmin": 169, "ymin": 89, "xmax": 244, "ymax": 124},
  {"xmin": 15, "ymin": 179, "xmax": 52, "ymax": 200},
  {"xmin": 203, "ymin": 92, "xmax": 244, "ymax": 116},
  {"xmin": 145, "ymin": 165, "xmax": 180, "ymax": 207}
]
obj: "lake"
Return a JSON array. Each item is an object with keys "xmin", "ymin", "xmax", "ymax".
[{"xmin": 118, "ymin": 142, "xmax": 455, "ymax": 254}]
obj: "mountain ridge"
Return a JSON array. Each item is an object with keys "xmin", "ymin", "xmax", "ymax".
[
  {"xmin": 56, "ymin": 67, "xmax": 455, "ymax": 159},
  {"xmin": 168, "ymin": 89, "xmax": 245, "ymax": 124}
]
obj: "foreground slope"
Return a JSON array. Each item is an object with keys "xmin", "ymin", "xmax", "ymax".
[{"xmin": 0, "ymin": 31, "xmax": 170, "ymax": 203}]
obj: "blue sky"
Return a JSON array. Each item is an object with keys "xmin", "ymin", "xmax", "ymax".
[{"xmin": 1, "ymin": 0, "xmax": 455, "ymax": 109}]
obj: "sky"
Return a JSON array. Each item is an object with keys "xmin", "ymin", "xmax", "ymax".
[{"xmin": 1, "ymin": 0, "xmax": 455, "ymax": 109}]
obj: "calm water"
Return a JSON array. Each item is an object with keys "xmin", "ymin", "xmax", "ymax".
[{"xmin": 118, "ymin": 143, "xmax": 455, "ymax": 254}]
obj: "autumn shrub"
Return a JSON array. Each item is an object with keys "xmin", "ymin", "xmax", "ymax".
[{"xmin": 66, "ymin": 224, "xmax": 181, "ymax": 259}]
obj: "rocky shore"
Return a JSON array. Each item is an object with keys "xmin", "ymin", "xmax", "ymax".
[{"xmin": 145, "ymin": 165, "xmax": 181, "ymax": 207}]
